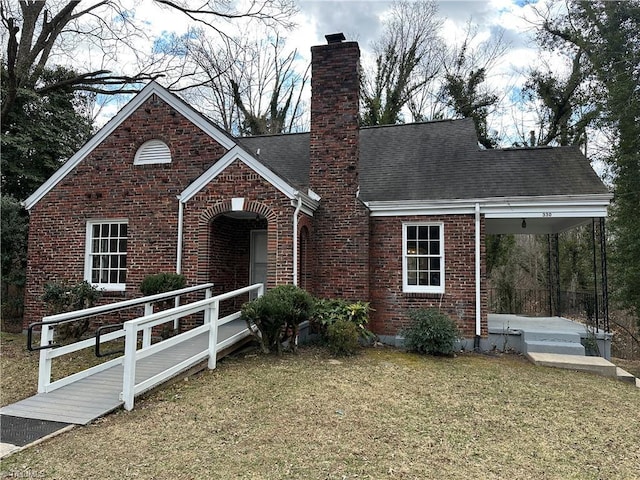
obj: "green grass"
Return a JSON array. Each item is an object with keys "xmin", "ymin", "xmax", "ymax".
[{"xmin": 1, "ymin": 337, "xmax": 639, "ymax": 479}]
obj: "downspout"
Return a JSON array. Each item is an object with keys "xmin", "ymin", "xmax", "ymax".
[
  {"xmin": 292, "ymin": 192, "xmax": 302, "ymax": 286},
  {"xmin": 176, "ymin": 196, "xmax": 184, "ymax": 275},
  {"xmin": 474, "ymin": 202, "xmax": 481, "ymax": 351}
]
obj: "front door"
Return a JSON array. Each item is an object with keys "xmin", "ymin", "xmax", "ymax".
[{"xmin": 250, "ymin": 230, "xmax": 267, "ymax": 298}]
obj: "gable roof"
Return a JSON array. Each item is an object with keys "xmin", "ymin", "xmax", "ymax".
[
  {"xmin": 23, "ymin": 78, "xmax": 609, "ymax": 213},
  {"xmin": 23, "ymin": 81, "xmax": 237, "ymax": 211},
  {"xmin": 358, "ymin": 119, "xmax": 609, "ymax": 201},
  {"xmin": 234, "ymin": 118, "xmax": 609, "ymax": 203},
  {"xmin": 179, "ymin": 145, "xmax": 319, "ymax": 215},
  {"xmin": 238, "ymin": 133, "xmax": 310, "ymax": 189}
]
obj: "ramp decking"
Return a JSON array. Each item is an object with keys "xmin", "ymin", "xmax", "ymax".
[{"xmin": 0, "ymin": 319, "xmax": 250, "ymax": 425}]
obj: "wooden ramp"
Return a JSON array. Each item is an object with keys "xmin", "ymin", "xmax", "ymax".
[{"xmin": 0, "ymin": 319, "xmax": 251, "ymax": 425}]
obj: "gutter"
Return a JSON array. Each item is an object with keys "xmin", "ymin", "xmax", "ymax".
[
  {"xmin": 176, "ymin": 196, "xmax": 184, "ymax": 274},
  {"xmin": 475, "ymin": 202, "xmax": 481, "ymax": 349}
]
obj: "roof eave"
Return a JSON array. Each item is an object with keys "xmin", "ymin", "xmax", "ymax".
[
  {"xmin": 180, "ymin": 146, "xmax": 308, "ymax": 206},
  {"xmin": 365, "ymin": 193, "xmax": 613, "ymax": 217}
]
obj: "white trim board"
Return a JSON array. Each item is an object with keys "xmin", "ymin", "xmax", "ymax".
[{"xmin": 365, "ymin": 194, "xmax": 612, "ymax": 218}]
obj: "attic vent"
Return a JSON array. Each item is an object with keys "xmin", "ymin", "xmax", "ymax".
[{"xmin": 134, "ymin": 140, "xmax": 172, "ymax": 165}]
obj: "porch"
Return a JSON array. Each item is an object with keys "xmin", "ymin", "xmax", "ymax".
[{"xmin": 487, "ymin": 313, "xmax": 612, "ymax": 359}]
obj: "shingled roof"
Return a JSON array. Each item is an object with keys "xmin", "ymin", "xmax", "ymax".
[{"xmin": 238, "ymin": 118, "xmax": 608, "ymax": 202}]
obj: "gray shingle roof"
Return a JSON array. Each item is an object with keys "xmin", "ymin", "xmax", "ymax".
[
  {"xmin": 238, "ymin": 133, "xmax": 310, "ymax": 189},
  {"xmin": 237, "ymin": 118, "xmax": 608, "ymax": 202}
]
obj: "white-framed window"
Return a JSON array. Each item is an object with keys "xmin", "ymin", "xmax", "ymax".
[
  {"xmin": 402, "ymin": 222, "xmax": 444, "ymax": 293},
  {"xmin": 133, "ymin": 139, "xmax": 172, "ymax": 165},
  {"xmin": 85, "ymin": 220, "xmax": 128, "ymax": 291}
]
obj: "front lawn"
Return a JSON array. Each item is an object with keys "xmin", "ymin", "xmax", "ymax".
[{"xmin": 1, "ymin": 338, "xmax": 639, "ymax": 479}]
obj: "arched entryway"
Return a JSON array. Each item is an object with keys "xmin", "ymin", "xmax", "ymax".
[
  {"xmin": 209, "ymin": 212, "xmax": 268, "ymax": 296},
  {"xmin": 195, "ymin": 200, "xmax": 279, "ymax": 313}
]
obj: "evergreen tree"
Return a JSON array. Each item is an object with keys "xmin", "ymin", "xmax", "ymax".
[{"xmin": 1, "ymin": 66, "xmax": 94, "ymax": 200}]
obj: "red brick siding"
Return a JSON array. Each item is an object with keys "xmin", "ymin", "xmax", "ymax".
[
  {"xmin": 309, "ymin": 41, "xmax": 369, "ymax": 300},
  {"xmin": 24, "ymin": 94, "xmax": 227, "ymax": 327},
  {"xmin": 180, "ymin": 159, "xmax": 296, "ymax": 294},
  {"xmin": 369, "ymin": 214, "xmax": 488, "ymax": 338}
]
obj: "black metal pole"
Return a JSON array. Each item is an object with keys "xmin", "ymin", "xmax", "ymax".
[
  {"xmin": 547, "ymin": 234, "xmax": 553, "ymax": 316},
  {"xmin": 599, "ymin": 218, "xmax": 610, "ymax": 333},
  {"xmin": 591, "ymin": 218, "xmax": 600, "ymax": 333},
  {"xmin": 554, "ymin": 233, "xmax": 561, "ymax": 317}
]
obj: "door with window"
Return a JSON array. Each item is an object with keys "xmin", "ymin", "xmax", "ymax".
[{"xmin": 250, "ymin": 230, "xmax": 267, "ymax": 298}]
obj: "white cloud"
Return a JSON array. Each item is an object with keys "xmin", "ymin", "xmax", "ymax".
[{"xmin": 81, "ymin": 0, "xmax": 560, "ymax": 144}]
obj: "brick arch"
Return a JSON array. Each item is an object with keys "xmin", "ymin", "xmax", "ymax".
[
  {"xmin": 195, "ymin": 200, "xmax": 278, "ymax": 289},
  {"xmin": 197, "ymin": 200, "xmax": 277, "ymax": 226},
  {"xmin": 298, "ymin": 214, "xmax": 314, "ymax": 292}
]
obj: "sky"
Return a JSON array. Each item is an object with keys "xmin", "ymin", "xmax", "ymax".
[
  {"xmin": 87, "ymin": 0, "xmax": 562, "ymax": 144},
  {"xmin": 292, "ymin": 0, "xmax": 537, "ymax": 53}
]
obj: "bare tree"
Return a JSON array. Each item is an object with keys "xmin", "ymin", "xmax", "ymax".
[
  {"xmin": 0, "ymin": 0, "xmax": 297, "ymax": 121},
  {"xmin": 509, "ymin": 1, "xmax": 606, "ymax": 148},
  {"xmin": 182, "ymin": 29, "xmax": 309, "ymax": 135},
  {"xmin": 155, "ymin": 0, "xmax": 296, "ymax": 31},
  {"xmin": 361, "ymin": 0, "xmax": 445, "ymax": 126},
  {"xmin": 1, "ymin": 1, "xmax": 151, "ymax": 120}
]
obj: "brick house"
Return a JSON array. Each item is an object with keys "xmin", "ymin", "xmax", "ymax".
[{"xmin": 22, "ymin": 35, "xmax": 611, "ymax": 347}]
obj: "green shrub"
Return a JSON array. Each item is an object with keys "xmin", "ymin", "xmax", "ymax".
[
  {"xmin": 326, "ymin": 319, "xmax": 360, "ymax": 356},
  {"xmin": 139, "ymin": 273, "xmax": 186, "ymax": 296},
  {"xmin": 313, "ymin": 298, "xmax": 375, "ymax": 342},
  {"xmin": 241, "ymin": 285, "xmax": 314, "ymax": 354},
  {"xmin": 402, "ymin": 308, "xmax": 460, "ymax": 356},
  {"xmin": 42, "ymin": 280, "xmax": 102, "ymax": 314},
  {"xmin": 41, "ymin": 280, "xmax": 102, "ymax": 340}
]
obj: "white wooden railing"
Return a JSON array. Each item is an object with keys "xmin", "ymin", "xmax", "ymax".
[
  {"xmin": 33, "ymin": 283, "xmax": 215, "ymax": 393},
  {"xmin": 120, "ymin": 283, "xmax": 263, "ymax": 410}
]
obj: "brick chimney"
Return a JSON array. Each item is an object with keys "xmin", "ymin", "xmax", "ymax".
[{"xmin": 309, "ymin": 33, "xmax": 369, "ymax": 300}]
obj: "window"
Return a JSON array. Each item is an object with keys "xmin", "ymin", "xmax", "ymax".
[
  {"xmin": 403, "ymin": 223, "xmax": 444, "ymax": 293},
  {"xmin": 85, "ymin": 220, "xmax": 128, "ymax": 291},
  {"xmin": 133, "ymin": 139, "xmax": 171, "ymax": 165}
]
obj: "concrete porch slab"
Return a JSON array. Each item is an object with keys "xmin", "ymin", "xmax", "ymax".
[
  {"xmin": 489, "ymin": 314, "xmax": 590, "ymax": 334},
  {"xmin": 487, "ymin": 314, "xmax": 613, "ymax": 359},
  {"xmin": 526, "ymin": 352, "xmax": 617, "ymax": 377}
]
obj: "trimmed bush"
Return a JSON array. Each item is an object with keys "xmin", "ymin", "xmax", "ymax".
[
  {"xmin": 402, "ymin": 308, "xmax": 460, "ymax": 356},
  {"xmin": 139, "ymin": 273, "xmax": 186, "ymax": 296},
  {"xmin": 313, "ymin": 298, "xmax": 375, "ymax": 342},
  {"xmin": 241, "ymin": 285, "xmax": 314, "ymax": 354},
  {"xmin": 42, "ymin": 280, "xmax": 101, "ymax": 314},
  {"xmin": 326, "ymin": 319, "xmax": 360, "ymax": 356}
]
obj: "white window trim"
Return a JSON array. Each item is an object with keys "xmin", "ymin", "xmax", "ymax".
[
  {"xmin": 134, "ymin": 139, "xmax": 172, "ymax": 165},
  {"xmin": 84, "ymin": 219, "xmax": 128, "ymax": 291},
  {"xmin": 402, "ymin": 222, "xmax": 445, "ymax": 294}
]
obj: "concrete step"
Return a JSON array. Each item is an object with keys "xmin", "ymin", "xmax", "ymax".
[
  {"xmin": 616, "ymin": 367, "xmax": 637, "ymax": 385},
  {"xmin": 526, "ymin": 352, "xmax": 617, "ymax": 378},
  {"xmin": 524, "ymin": 340, "xmax": 586, "ymax": 356},
  {"xmin": 522, "ymin": 330, "xmax": 583, "ymax": 343}
]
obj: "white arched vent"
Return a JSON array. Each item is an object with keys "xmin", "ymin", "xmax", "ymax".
[{"xmin": 134, "ymin": 140, "xmax": 172, "ymax": 165}]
